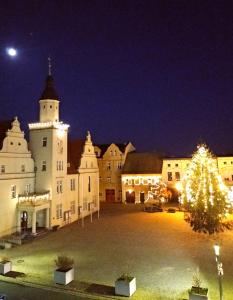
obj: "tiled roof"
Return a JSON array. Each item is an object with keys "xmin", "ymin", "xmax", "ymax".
[
  {"xmin": 67, "ymin": 139, "xmax": 85, "ymax": 174},
  {"xmin": 122, "ymin": 152, "xmax": 163, "ymax": 174},
  {"xmin": 0, "ymin": 120, "xmax": 12, "ymax": 150},
  {"xmin": 40, "ymin": 75, "xmax": 59, "ymax": 100}
]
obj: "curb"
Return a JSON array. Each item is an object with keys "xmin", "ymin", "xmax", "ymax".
[{"xmin": 0, "ymin": 276, "xmax": 122, "ymax": 300}]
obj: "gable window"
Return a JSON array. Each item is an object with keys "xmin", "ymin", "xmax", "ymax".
[
  {"xmin": 70, "ymin": 179, "xmax": 75, "ymax": 191},
  {"xmin": 1, "ymin": 165, "xmax": 5, "ymax": 173},
  {"xmin": 42, "ymin": 137, "xmax": 47, "ymax": 147},
  {"xmin": 42, "ymin": 161, "xmax": 46, "ymax": 171},
  {"xmin": 11, "ymin": 185, "xmax": 16, "ymax": 198},
  {"xmin": 167, "ymin": 172, "xmax": 172, "ymax": 181},
  {"xmin": 107, "ymin": 162, "xmax": 111, "ymax": 170}
]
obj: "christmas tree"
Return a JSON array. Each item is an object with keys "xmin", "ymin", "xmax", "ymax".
[{"xmin": 181, "ymin": 145, "xmax": 230, "ymax": 234}]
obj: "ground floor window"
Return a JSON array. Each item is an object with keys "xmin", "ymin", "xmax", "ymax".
[{"xmin": 56, "ymin": 204, "xmax": 62, "ymax": 219}]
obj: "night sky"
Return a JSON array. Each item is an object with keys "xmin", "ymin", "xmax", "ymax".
[{"xmin": 1, "ymin": 1, "xmax": 233, "ymax": 156}]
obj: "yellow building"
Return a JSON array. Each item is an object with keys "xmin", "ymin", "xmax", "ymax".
[
  {"xmin": 94, "ymin": 143, "xmax": 135, "ymax": 202},
  {"xmin": 122, "ymin": 153, "xmax": 163, "ymax": 203}
]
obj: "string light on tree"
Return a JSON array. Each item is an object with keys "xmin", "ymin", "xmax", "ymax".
[{"xmin": 181, "ymin": 144, "xmax": 231, "ymax": 234}]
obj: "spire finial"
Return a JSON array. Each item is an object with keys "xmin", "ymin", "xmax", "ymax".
[{"xmin": 48, "ymin": 56, "xmax": 52, "ymax": 76}]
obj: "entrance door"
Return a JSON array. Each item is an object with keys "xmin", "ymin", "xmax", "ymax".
[
  {"xmin": 106, "ymin": 189, "xmax": 115, "ymax": 202},
  {"xmin": 21, "ymin": 211, "xmax": 28, "ymax": 231},
  {"xmin": 140, "ymin": 192, "xmax": 145, "ymax": 203},
  {"xmin": 126, "ymin": 191, "xmax": 135, "ymax": 203}
]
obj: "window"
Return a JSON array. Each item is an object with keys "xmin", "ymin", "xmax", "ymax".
[
  {"xmin": 70, "ymin": 201, "xmax": 75, "ymax": 214},
  {"xmin": 56, "ymin": 180, "xmax": 63, "ymax": 193},
  {"xmin": 167, "ymin": 164, "xmax": 171, "ymax": 167},
  {"xmin": 107, "ymin": 177, "xmax": 111, "ymax": 183},
  {"xmin": 42, "ymin": 137, "xmax": 47, "ymax": 147},
  {"xmin": 107, "ymin": 162, "xmax": 111, "ymax": 170},
  {"xmin": 50, "ymin": 105, "xmax": 52, "ymax": 109},
  {"xmin": 70, "ymin": 179, "xmax": 75, "ymax": 191},
  {"xmin": 175, "ymin": 172, "xmax": 180, "ymax": 181},
  {"xmin": 224, "ymin": 161, "xmax": 227, "ymax": 165},
  {"xmin": 110, "ymin": 150, "xmax": 113, "ymax": 156},
  {"xmin": 231, "ymin": 161, "xmax": 233, "ymax": 165},
  {"xmin": 57, "ymin": 161, "xmax": 63, "ymax": 171},
  {"xmin": 11, "ymin": 185, "xmax": 16, "ymax": 198},
  {"xmin": 88, "ymin": 176, "xmax": 91, "ymax": 192},
  {"xmin": 21, "ymin": 165, "xmax": 25, "ymax": 172},
  {"xmin": 175, "ymin": 163, "xmax": 179, "ymax": 167},
  {"xmin": 56, "ymin": 204, "xmax": 62, "ymax": 219},
  {"xmin": 232, "ymin": 175, "xmax": 233, "ymax": 181},
  {"xmin": 25, "ymin": 184, "xmax": 31, "ymax": 194},
  {"xmin": 42, "ymin": 161, "xmax": 46, "ymax": 171},
  {"xmin": 167, "ymin": 172, "xmax": 172, "ymax": 181},
  {"xmin": 117, "ymin": 162, "xmax": 122, "ymax": 170},
  {"xmin": 1, "ymin": 165, "xmax": 5, "ymax": 173}
]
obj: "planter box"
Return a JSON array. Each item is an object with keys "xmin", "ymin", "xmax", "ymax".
[
  {"xmin": 0, "ymin": 261, "xmax": 12, "ymax": 275},
  {"xmin": 189, "ymin": 286, "xmax": 208, "ymax": 300},
  {"xmin": 115, "ymin": 276, "xmax": 136, "ymax": 297},
  {"xmin": 54, "ymin": 267, "xmax": 74, "ymax": 285}
]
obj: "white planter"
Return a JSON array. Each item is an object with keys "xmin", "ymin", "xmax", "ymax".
[
  {"xmin": 189, "ymin": 287, "xmax": 208, "ymax": 300},
  {"xmin": 54, "ymin": 267, "xmax": 74, "ymax": 285},
  {"xmin": 0, "ymin": 261, "xmax": 12, "ymax": 274},
  {"xmin": 115, "ymin": 276, "xmax": 136, "ymax": 297}
]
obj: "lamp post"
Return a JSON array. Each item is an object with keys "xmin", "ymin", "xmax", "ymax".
[{"xmin": 214, "ymin": 244, "xmax": 224, "ymax": 300}]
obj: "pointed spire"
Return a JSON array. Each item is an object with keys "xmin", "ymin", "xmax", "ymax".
[{"xmin": 39, "ymin": 57, "xmax": 59, "ymax": 100}]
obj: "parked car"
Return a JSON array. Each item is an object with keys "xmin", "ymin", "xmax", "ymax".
[
  {"xmin": 167, "ymin": 208, "xmax": 176, "ymax": 213},
  {"xmin": 144, "ymin": 206, "xmax": 163, "ymax": 213}
]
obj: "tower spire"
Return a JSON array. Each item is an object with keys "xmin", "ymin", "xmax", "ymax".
[{"xmin": 48, "ymin": 56, "xmax": 52, "ymax": 76}]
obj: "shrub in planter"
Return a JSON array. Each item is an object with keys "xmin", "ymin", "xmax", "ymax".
[
  {"xmin": 54, "ymin": 255, "xmax": 74, "ymax": 285},
  {"xmin": 189, "ymin": 271, "xmax": 208, "ymax": 300},
  {"xmin": 0, "ymin": 257, "xmax": 12, "ymax": 275},
  {"xmin": 115, "ymin": 273, "xmax": 136, "ymax": 297}
]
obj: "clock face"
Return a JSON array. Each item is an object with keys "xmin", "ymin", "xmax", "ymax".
[{"xmin": 57, "ymin": 139, "xmax": 63, "ymax": 154}]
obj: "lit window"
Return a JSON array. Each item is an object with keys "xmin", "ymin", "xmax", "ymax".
[
  {"xmin": 42, "ymin": 161, "xmax": 46, "ymax": 171},
  {"xmin": 175, "ymin": 172, "xmax": 180, "ymax": 181},
  {"xmin": 1, "ymin": 165, "xmax": 5, "ymax": 173},
  {"xmin": 167, "ymin": 172, "xmax": 172, "ymax": 181},
  {"xmin": 11, "ymin": 185, "xmax": 16, "ymax": 198},
  {"xmin": 42, "ymin": 137, "xmax": 47, "ymax": 147}
]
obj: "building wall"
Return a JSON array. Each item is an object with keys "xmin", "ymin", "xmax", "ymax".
[
  {"xmin": 122, "ymin": 174, "xmax": 161, "ymax": 203},
  {"xmin": 0, "ymin": 118, "xmax": 35, "ymax": 236},
  {"xmin": 96, "ymin": 143, "xmax": 135, "ymax": 202}
]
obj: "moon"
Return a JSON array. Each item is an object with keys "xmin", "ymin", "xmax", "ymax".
[{"xmin": 6, "ymin": 47, "xmax": 17, "ymax": 57}]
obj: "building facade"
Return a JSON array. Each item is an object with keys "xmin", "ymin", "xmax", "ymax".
[
  {"xmin": 94, "ymin": 143, "xmax": 135, "ymax": 202},
  {"xmin": 0, "ymin": 74, "xmax": 99, "ymax": 238}
]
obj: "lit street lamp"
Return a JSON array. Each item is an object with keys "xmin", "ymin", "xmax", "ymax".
[{"xmin": 214, "ymin": 244, "xmax": 224, "ymax": 300}]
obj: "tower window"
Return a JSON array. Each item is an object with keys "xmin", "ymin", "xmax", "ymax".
[
  {"xmin": 21, "ymin": 165, "xmax": 25, "ymax": 172},
  {"xmin": 42, "ymin": 137, "xmax": 47, "ymax": 147},
  {"xmin": 42, "ymin": 161, "xmax": 46, "ymax": 171},
  {"xmin": 43, "ymin": 105, "xmax": 45, "ymax": 109},
  {"xmin": 50, "ymin": 105, "xmax": 52, "ymax": 109},
  {"xmin": 11, "ymin": 185, "xmax": 16, "ymax": 198},
  {"xmin": 1, "ymin": 165, "xmax": 5, "ymax": 173},
  {"xmin": 88, "ymin": 176, "xmax": 91, "ymax": 192}
]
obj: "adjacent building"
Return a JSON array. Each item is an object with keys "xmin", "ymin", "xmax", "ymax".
[
  {"xmin": 0, "ymin": 73, "xmax": 99, "ymax": 238},
  {"xmin": 121, "ymin": 152, "xmax": 163, "ymax": 203},
  {"xmin": 94, "ymin": 142, "xmax": 135, "ymax": 202}
]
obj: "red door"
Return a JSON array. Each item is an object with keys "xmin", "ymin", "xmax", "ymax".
[{"xmin": 106, "ymin": 189, "xmax": 115, "ymax": 202}]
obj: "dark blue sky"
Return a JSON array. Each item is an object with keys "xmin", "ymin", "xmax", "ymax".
[{"xmin": 0, "ymin": 1, "xmax": 233, "ymax": 156}]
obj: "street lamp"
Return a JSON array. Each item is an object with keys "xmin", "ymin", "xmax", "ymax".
[{"xmin": 214, "ymin": 244, "xmax": 224, "ymax": 300}]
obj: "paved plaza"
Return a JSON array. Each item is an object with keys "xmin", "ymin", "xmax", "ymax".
[{"xmin": 1, "ymin": 203, "xmax": 233, "ymax": 299}]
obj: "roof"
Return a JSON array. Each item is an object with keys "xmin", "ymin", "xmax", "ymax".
[
  {"xmin": 0, "ymin": 120, "xmax": 12, "ymax": 150},
  {"xmin": 39, "ymin": 75, "xmax": 59, "ymax": 100},
  {"xmin": 122, "ymin": 152, "xmax": 163, "ymax": 174},
  {"xmin": 67, "ymin": 139, "xmax": 85, "ymax": 174},
  {"xmin": 95, "ymin": 142, "xmax": 130, "ymax": 157}
]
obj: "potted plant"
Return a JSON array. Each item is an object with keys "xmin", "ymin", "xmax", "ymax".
[
  {"xmin": 189, "ymin": 271, "xmax": 208, "ymax": 300},
  {"xmin": 115, "ymin": 273, "xmax": 136, "ymax": 297},
  {"xmin": 54, "ymin": 255, "xmax": 74, "ymax": 285},
  {"xmin": 0, "ymin": 257, "xmax": 12, "ymax": 275}
]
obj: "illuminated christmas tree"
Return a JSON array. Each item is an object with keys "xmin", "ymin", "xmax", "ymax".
[{"xmin": 181, "ymin": 145, "xmax": 230, "ymax": 234}]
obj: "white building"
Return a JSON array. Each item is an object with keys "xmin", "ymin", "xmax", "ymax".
[{"xmin": 0, "ymin": 74, "xmax": 99, "ymax": 238}]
